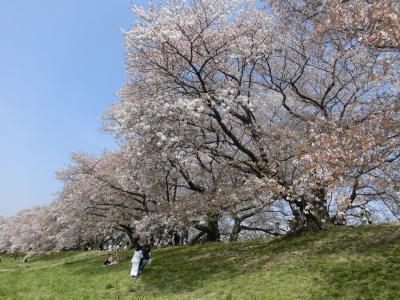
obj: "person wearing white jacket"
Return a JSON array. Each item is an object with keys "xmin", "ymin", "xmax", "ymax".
[{"xmin": 130, "ymin": 246, "xmax": 143, "ymax": 277}]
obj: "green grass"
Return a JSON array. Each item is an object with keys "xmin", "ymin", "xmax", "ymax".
[{"xmin": 1, "ymin": 224, "xmax": 399, "ymax": 299}]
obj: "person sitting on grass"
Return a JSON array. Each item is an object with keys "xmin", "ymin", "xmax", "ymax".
[{"xmin": 103, "ymin": 255, "xmax": 118, "ymax": 266}]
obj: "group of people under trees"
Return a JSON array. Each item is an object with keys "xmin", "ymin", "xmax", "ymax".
[
  {"xmin": 130, "ymin": 240, "xmax": 151, "ymax": 277},
  {"xmin": 102, "ymin": 239, "xmax": 152, "ymax": 278}
]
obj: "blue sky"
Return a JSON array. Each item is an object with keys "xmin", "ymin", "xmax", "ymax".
[{"xmin": 0, "ymin": 0, "xmax": 148, "ymax": 217}]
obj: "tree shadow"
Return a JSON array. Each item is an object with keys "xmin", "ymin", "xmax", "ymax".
[{"xmin": 136, "ymin": 224, "xmax": 400, "ymax": 295}]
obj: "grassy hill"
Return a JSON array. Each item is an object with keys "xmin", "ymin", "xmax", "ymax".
[{"xmin": 1, "ymin": 224, "xmax": 399, "ymax": 299}]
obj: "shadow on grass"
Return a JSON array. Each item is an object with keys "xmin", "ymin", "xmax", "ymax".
[{"xmin": 135, "ymin": 224, "xmax": 400, "ymax": 296}]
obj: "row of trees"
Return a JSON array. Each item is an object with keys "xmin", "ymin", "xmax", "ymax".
[{"xmin": 1, "ymin": 0, "xmax": 399, "ymax": 254}]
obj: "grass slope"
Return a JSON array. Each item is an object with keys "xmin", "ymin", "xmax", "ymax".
[{"xmin": 1, "ymin": 224, "xmax": 399, "ymax": 300}]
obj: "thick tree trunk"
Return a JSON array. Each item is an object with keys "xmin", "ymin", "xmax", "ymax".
[
  {"xmin": 312, "ymin": 188, "xmax": 331, "ymax": 225},
  {"xmin": 289, "ymin": 202, "xmax": 306, "ymax": 231},
  {"xmin": 92, "ymin": 236, "xmax": 104, "ymax": 250},
  {"xmin": 115, "ymin": 233, "xmax": 126, "ymax": 245},
  {"xmin": 97, "ymin": 236, "xmax": 111, "ymax": 250},
  {"xmin": 229, "ymin": 218, "xmax": 242, "ymax": 242},
  {"xmin": 206, "ymin": 216, "xmax": 220, "ymax": 241},
  {"xmin": 312, "ymin": 202, "xmax": 331, "ymax": 226},
  {"xmin": 121, "ymin": 226, "xmax": 138, "ymax": 249},
  {"xmin": 181, "ymin": 228, "xmax": 189, "ymax": 245},
  {"xmin": 189, "ymin": 231, "xmax": 206, "ymax": 244},
  {"xmin": 290, "ymin": 193, "xmax": 331, "ymax": 232},
  {"xmin": 193, "ymin": 215, "xmax": 221, "ymax": 243}
]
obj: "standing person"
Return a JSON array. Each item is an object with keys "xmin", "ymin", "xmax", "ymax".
[
  {"xmin": 173, "ymin": 231, "xmax": 181, "ymax": 246},
  {"xmin": 139, "ymin": 240, "xmax": 152, "ymax": 272},
  {"xmin": 130, "ymin": 246, "xmax": 143, "ymax": 277}
]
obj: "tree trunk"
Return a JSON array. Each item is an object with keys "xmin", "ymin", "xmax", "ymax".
[
  {"xmin": 290, "ymin": 188, "xmax": 331, "ymax": 231},
  {"xmin": 194, "ymin": 215, "xmax": 221, "ymax": 242},
  {"xmin": 189, "ymin": 231, "xmax": 206, "ymax": 244},
  {"xmin": 97, "ymin": 236, "xmax": 109, "ymax": 250},
  {"xmin": 311, "ymin": 188, "xmax": 331, "ymax": 225},
  {"xmin": 289, "ymin": 202, "xmax": 306, "ymax": 231},
  {"xmin": 313, "ymin": 202, "xmax": 331, "ymax": 225},
  {"xmin": 229, "ymin": 218, "xmax": 242, "ymax": 242},
  {"xmin": 122, "ymin": 226, "xmax": 138, "ymax": 249},
  {"xmin": 181, "ymin": 228, "xmax": 189, "ymax": 245},
  {"xmin": 206, "ymin": 216, "xmax": 220, "ymax": 241}
]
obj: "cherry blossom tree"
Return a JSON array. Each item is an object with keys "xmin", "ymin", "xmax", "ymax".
[
  {"xmin": 104, "ymin": 0, "xmax": 399, "ymax": 230},
  {"xmin": 2, "ymin": 1, "xmax": 399, "ymax": 253},
  {"xmin": 55, "ymin": 150, "xmax": 154, "ymax": 248},
  {"xmin": 271, "ymin": 0, "xmax": 400, "ymax": 50},
  {"xmin": 0, "ymin": 204, "xmax": 62, "ymax": 254}
]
